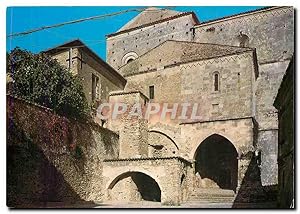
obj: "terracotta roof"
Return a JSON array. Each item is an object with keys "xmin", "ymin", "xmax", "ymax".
[
  {"xmin": 43, "ymin": 39, "xmax": 126, "ymax": 86},
  {"xmin": 120, "ymin": 40, "xmax": 254, "ymax": 71},
  {"xmin": 106, "ymin": 12, "xmax": 199, "ymax": 38}
]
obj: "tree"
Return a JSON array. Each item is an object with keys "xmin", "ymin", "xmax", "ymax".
[{"xmin": 7, "ymin": 47, "xmax": 89, "ymax": 119}]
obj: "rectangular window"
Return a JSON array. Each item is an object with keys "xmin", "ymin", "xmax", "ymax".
[
  {"xmin": 149, "ymin": 85, "xmax": 154, "ymax": 99},
  {"xmin": 92, "ymin": 74, "xmax": 99, "ymax": 102},
  {"xmin": 68, "ymin": 48, "xmax": 72, "ymax": 69}
]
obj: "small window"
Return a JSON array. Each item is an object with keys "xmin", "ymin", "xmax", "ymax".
[
  {"xmin": 214, "ymin": 73, "xmax": 219, "ymax": 91},
  {"xmin": 92, "ymin": 74, "xmax": 100, "ymax": 102},
  {"xmin": 68, "ymin": 48, "xmax": 72, "ymax": 69},
  {"xmin": 149, "ymin": 85, "xmax": 154, "ymax": 99},
  {"xmin": 126, "ymin": 58, "xmax": 134, "ymax": 64}
]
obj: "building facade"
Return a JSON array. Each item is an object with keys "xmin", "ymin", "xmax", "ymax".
[
  {"xmin": 99, "ymin": 6, "xmax": 294, "ymax": 205},
  {"xmin": 24, "ymin": 6, "xmax": 293, "ymax": 206},
  {"xmin": 45, "ymin": 39, "xmax": 127, "ymax": 107}
]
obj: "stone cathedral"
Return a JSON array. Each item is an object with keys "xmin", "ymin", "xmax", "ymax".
[
  {"xmin": 101, "ymin": 6, "xmax": 294, "ymax": 205},
  {"xmin": 7, "ymin": 6, "xmax": 294, "ymax": 208}
]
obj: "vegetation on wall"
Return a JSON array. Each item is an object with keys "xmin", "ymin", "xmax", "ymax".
[{"xmin": 7, "ymin": 48, "xmax": 89, "ymax": 119}]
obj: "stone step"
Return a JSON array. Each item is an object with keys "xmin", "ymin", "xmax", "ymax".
[
  {"xmin": 190, "ymin": 188, "xmax": 235, "ymax": 197},
  {"xmin": 187, "ymin": 197, "xmax": 235, "ymax": 203},
  {"xmin": 188, "ymin": 188, "xmax": 236, "ymax": 203}
]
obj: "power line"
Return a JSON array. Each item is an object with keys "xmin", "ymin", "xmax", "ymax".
[{"xmin": 7, "ymin": 7, "xmax": 176, "ymax": 38}]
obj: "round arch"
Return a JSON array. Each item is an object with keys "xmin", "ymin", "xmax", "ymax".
[
  {"xmin": 121, "ymin": 52, "xmax": 138, "ymax": 65},
  {"xmin": 149, "ymin": 130, "xmax": 179, "ymax": 150},
  {"xmin": 234, "ymin": 31, "xmax": 250, "ymax": 47},
  {"xmin": 194, "ymin": 134, "xmax": 238, "ymax": 191},
  {"xmin": 107, "ymin": 171, "xmax": 161, "ymax": 202}
]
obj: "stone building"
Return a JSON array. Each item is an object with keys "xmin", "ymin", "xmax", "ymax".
[
  {"xmin": 44, "ymin": 39, "xmax": 127, "ymax": 107},
  {"xmin": 100, "ymin": 6, "xmax": 294, "ymax": 206},
  {"xmin": 274, "ymin": 56, "xmax": 294, "ymax": 208},
  {"xmin": 19, "ymin": 6, "xmax": 292, "ymax": 207}
]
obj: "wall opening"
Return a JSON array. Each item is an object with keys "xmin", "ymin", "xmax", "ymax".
[
  {"xmin": 126, "ymin": 58, "xmax": 134, "ymax": 64},
  {"xmin": 108, "ymin": 172, "xmax": 161, "ymax": 202},
  {"xmin": 122, "ymin": 52, "xmax": 138, "ymax": 65},
  {"xmin": 194, "ymin": 134, "xmax": 238, "ymax": 191},
  {"xmin": 236, "ymin": 31, "xmax": 249, "ymax": 47},
  {"xmin": 149, "ymin": 85, "xmax": 154, "ymax": 99},
  {"xmin": 214, "ymin": 72, "xmax": 220, "ymax": 92},
  {"xmin": 92, "ymin": 74, "xmax": 99, "ymax": 102}
]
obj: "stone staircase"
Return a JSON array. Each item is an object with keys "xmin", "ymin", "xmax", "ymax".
[{"xmin": 186, "ymin": 188, "xmax": 236, "ymax": 204}]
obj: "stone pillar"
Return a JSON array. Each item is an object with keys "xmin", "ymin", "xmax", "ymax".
[{"xmin": 108, "ymin": 91, "xmax": 149, "ymax": 159}]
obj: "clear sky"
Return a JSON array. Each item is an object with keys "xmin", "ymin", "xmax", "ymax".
[{"xmin": 6, "ymin": 6, "xmax": 264, "ymax": 60}]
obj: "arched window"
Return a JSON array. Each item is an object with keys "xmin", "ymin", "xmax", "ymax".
[
  {"xmin": 214, "ymin": 72, "xmax": 219, "ymax": 92},
  {"xmin": 236, "ymin": 31, "xmax": 249, "ymax": 47},
  {"xmin": 122, "ymin": 52, "xmax": 138, "ymax": 65},
  {"xmin": 126, "ymin": 58, "xmax": 134, "ymax": 64}
]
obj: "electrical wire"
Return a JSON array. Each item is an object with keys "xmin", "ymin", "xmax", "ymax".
[{"xmin": 7, "ymin": 7, "xmax": 176, "ymax": 38}]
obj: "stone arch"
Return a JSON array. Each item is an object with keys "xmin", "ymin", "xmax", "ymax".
[
  {"xmin": 234, "ymin": 31, "xmax": 250, "ymax": 47},
  {"xmin": 190, "ymin": 132, "xmax": 240, "ymax": 160},
  {"xmin": 148, "ymin": 130, "xmax": 179, "ymax": 157},
  {"xmin": 194, "ymin": 134, "xmax": 238, "ymax": 191},
  {"xmin": 149, "ymin": 130, "xmax": 179, "ymax": 149},
  {"xmin": 121, "ymin": 52, "xmax": 138, "ymax": 65},
  {"xmin": 107, "ymin": 171, "xmax": 161, "ymax": 202}
]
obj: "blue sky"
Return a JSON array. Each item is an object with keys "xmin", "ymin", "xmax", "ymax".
[{"xmin": 6, "ymin": 6, "xmax": 264, "ymax": 60}]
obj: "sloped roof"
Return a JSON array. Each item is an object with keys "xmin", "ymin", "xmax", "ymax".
[
  {"xmin": 107, "ymin": 8, "xmax": 199, "ymax": 38},
  {"xmin": 195, "ymin": 6, "xmax": 285, "ymax": 27},
  {"xmin": 118, "ymin": 7, "xmax": 182, "ymax": 32},
  {"xmin": 119, "ymin": 40, "xmax": 254, "ymax": 76},
  {"xmin": 43, "ymin": 39, "xmax": 126, "ymax": 86}
]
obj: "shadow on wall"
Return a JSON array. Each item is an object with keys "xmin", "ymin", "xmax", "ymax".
[
  {"xmin": 6, "ymin": 95, "xmax": 120, "ymax": 208},
  {"xmin": 108, "ymin": 172, "xmax": 161, "ymax": 202},
  {"xmin": 232, "ymin": 154, "xmax": 278, "ymax": 208},
  {"xmin": 7, "ymin": 120, "xmax": 97, "ymax": 208}
]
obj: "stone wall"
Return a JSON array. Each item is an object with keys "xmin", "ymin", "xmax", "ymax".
[
  {"xmin": 179, "ymin": 51, "xmax": 256, "ymax": 122},
  {"xmin": 194, "ymin": 7, "xmax": 294, "ymax": 64},
  {"xmin": 107, "ymin": 14, "xmax": 197, "ymax": 70},
  {"xmin": 107, "ymin": 91, "xmax": 149, "ymax": 158},
  {"xmin": 122, "ymin": 51, "xmax": 256, "ymax": 126},
  {"xmin": 274, "ymin": 58, "xmax": 294, "ymax": 208},
  {"xmin": 102, "ymin": 157, "xmax": 192, "ymax": 205},
  {"xmin": 7, "ymin": 95, "xmax": 119, "ymax": 207}
]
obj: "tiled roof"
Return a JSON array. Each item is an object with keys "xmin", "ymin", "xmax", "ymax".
[
  {"xmin": 120, "ymin": 40, "xmax": 253, "ymax": 70},
  {"xmin": 43, "ymin": 39, "xmax": 127, "ymax": 86}
]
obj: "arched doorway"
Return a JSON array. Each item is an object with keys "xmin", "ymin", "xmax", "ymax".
[
  {"xmin": 194, "ymin": 134, "xmax": 238, "ymax": 191},
  {"xmin": 108, "ymin": 171, "xmax": 161, "ymax": 202}
]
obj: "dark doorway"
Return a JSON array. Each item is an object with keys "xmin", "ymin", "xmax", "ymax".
[
  {"xmin": 195, "ymin": 134, "xmax": 238, "ymax": 191},
  {"xmin": 109, "ymin": 172, "xmax": 161, "ymax": 202}
]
